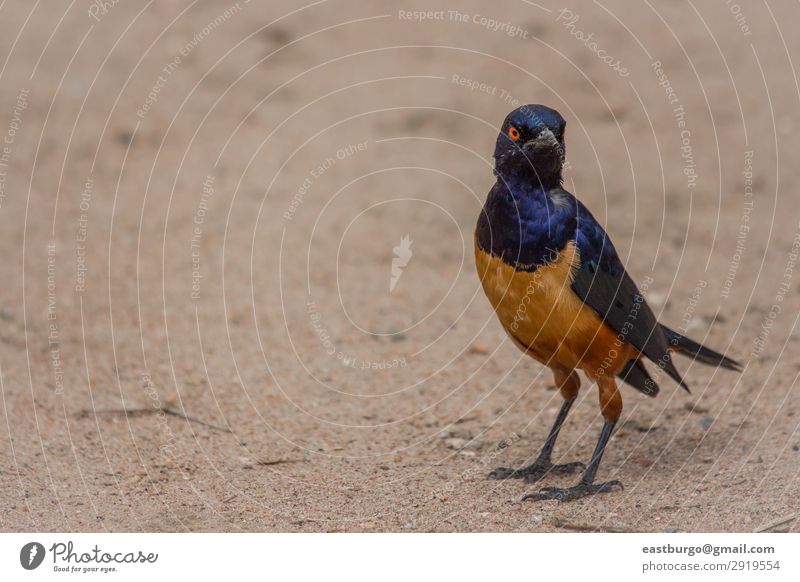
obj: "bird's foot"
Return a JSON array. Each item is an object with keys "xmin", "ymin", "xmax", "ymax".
[
  {"xmin": 523, "ymin": 479, "xmax": 623, "ymax": 502},
  {"xmin": 488, "ymin": 460, "xmax": 584, "ymax": 483}
]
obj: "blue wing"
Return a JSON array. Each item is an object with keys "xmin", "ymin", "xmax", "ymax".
[{"xmin": 568, "ymin": 194, "xmax": 688, "ymax": 391}]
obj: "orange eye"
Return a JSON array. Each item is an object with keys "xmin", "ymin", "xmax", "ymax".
[{"xmin": 508, "ymin": 126, "xmax": 520, "ymax": 141}]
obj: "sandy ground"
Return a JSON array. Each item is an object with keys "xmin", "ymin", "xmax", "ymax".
[{"xmin": 1, "ymin": 0, "xmax": 799, "ymax": 532}]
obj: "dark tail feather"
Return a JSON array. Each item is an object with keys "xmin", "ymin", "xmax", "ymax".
[
  {"xmin": 618, "ymin": 359, "xmax": 659, "ymax": 397},
  {"xmin": 661, "ymin": 325, "xmax": 742, "ymax": 372}
]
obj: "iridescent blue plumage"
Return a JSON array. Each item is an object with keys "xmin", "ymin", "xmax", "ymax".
[
  {"xmin": 477, "ymin": 104, "xmax": 739, "ymax": 391},
  {"xmin": 476, "ymin": 104, "xmax": 740, "ymax": 501},
  {"xmin": 574, "ymin": 198, "xmax": 623, "ymax": 277},
  {"xmin": 475, "ymin": 181, "xmax": 575, "ymax": 269}
]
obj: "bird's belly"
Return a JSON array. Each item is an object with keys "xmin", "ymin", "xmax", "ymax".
[{"xmin": 474, "ymin": 239, "xmax": 632, "ymax": 374}]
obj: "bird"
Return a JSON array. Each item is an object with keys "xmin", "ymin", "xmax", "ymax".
[{"xmin": 474, "ymin": 104, "xmax": 741, "ymax": 502}]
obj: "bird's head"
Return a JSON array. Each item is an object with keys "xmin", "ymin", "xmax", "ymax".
[{"xmin": 493, "ymin": 104, "xmax": 566, "ymax": 188}]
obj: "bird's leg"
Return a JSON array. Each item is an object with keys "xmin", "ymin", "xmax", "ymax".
[
  {"xmin": 489, "ymin": 370, "xmax": 584, "ymax": 482},
  {"xmin": 488, "ymin": 398, "xmax": 583, "ymax": 481},
  {"xmin": 527, "ymin": 420, "xmax": 622, "ymax": 501},
  {"xmin": 525, "ymin": 374, "xmax": 624, "ymax": 501}
]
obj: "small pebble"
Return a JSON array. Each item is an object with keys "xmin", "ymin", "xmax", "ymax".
[
  {"xmin": 684, "ymin": 402, "xmax": 710, "ymax": 414},
  {"xmin": 445, "ymin": 437, "xmax": 469, "ymax": 449},
  {"xmin": 468, "ymin": 343, "xmax": 489, "ymax": 355},
  {"xmin": 647, "ymin": 292, "xmax": 667, "ymax": 308}
]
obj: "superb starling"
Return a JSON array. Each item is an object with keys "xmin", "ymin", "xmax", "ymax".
[{"xmin": 475, "ymin": 104, "xmax": 740, "ymax": 501}]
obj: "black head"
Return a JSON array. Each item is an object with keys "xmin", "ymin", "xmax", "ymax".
[{"xmin": 494, "ymin": 104, "xmax": 566, "ymax": 187}]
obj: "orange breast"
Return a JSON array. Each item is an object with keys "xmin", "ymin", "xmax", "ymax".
[{"xmin": 474, "ymin": 238, "xmax": 635, "ymax": 378}]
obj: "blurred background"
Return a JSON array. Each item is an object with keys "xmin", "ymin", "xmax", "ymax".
[{"xmin": 0, "ymin": 0, "xmax": 798, "ymax": 532}]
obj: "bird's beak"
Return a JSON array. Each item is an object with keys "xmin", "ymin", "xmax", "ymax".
[{"xmin": 524, "ymin": 128, "xmax": 558, "ymax": 150}]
